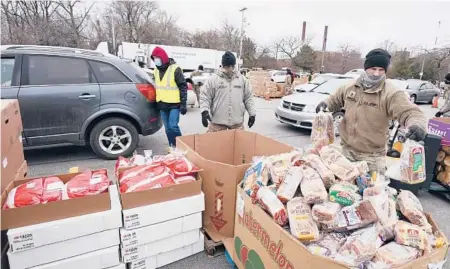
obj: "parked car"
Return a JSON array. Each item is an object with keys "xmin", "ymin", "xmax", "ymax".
[
  {"xmin": 294, "ymin": 73, "xmax": 355, "ymax": 93},
  {"xmin": 275, "ymin": 79, "xmax": 352, "ymax": 134},
  {"xmin": 405, "ymin": 79, "xmax": 441, "ymax": 103},
  {"xmin": 271, "ymin": 70, "xmax": 288, "ymax": 83},
  {"xmin": 1, "ymin": 45, "xmax": 162, "ymax": 159}
]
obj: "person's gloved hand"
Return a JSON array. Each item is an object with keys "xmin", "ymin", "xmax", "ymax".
[
  {"xmin": 406, "ymin": 125, "xmax": 427, "ymax": 142},
  {"xmin": 435, "ymin": 111, "xmax": 443, "ymax": 117},
  {"xmin": 316, "ymin": 101, "xmax": 328, "ymax": 113},
  {"xmin": 180, "ymin": 103, "xmax": 187, "ymax": 115},
  {"xmin": 201, "ymin": 111, "xmax": 211, "ymax": 127},
  {"xmin": 248, "ymin": 116, "xmax": 256, "ymax": 128}
]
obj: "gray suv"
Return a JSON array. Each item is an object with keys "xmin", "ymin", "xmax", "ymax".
[{"xmin": 1, "ymin": 45, "xmax": 162, "ymax": 159}]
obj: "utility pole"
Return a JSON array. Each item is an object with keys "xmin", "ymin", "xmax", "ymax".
[
  {"xmin": 239, "ymin": 7, "xmax": 247, "ymax": 67},
  {"xmin": 111, "ymin": 16, "xmax": 116, "ymax": 54},
  {"xmin": 320, "ymin": 26, "xmax": 328, "ymax": 73}
]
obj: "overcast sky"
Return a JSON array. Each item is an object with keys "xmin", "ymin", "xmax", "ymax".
[{"xmin": 157, "ymin": 0, "xmax": 450, "ymax": 55}]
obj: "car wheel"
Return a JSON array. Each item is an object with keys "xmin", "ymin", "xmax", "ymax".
[
  {"xmin": 333, "ymin": 112, "xmax": 345, "ymax": 137},
  {"xmin": 89, "ymin": 118, "xmax": 139, "ymax": 160},
  {"xmin": 410, "ymin": 94, "xmax": 417, "ymax": 104}
]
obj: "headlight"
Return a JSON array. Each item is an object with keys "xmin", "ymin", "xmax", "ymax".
[{"xmin": 303, "ymin": 105, "xmax": 316, "ymax": 113}]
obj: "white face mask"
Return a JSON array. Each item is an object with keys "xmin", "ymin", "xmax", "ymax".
[{"xmin": 154, "ymin": 58, "xmax": 162, "ymax": 67}]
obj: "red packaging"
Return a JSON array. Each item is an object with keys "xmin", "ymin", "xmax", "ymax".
[
  {"xmin": 115, "ymin": 156, "xmax": 131, "ymax": 175},
  {"xmin": 163, "ymin": 157, "xmax": 200, "ymax": 177},
  {"xmin": 174, "ymin": 175, "xmax": 196, "ymax": 185},
  {"xmin": 65, "ymin": 169, "xmax": 110, "ymax": 199},
  {"xmin": 42, "ymin": 177, "xmax": 65, "ymax": 203},
  {"xmin": 119, "ymin": 165, "xmax": 175, "ymax": 193}
]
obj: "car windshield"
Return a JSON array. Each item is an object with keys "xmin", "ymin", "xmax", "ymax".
[
  {"xmin": 406, "ymin": 80, "xmax": 423, "ymax": 90},
  {"xmin": 310, "ymin": 75, "xmax": 337, "ymax": 85},
  {"xmin": 312, "ymin": 79, "xmax": 351, "ymax": 95}
]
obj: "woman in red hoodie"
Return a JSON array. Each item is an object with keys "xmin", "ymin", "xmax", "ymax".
[{"xmin": 151, "ymin": 46, "xmax": 188, "ymax": 147}]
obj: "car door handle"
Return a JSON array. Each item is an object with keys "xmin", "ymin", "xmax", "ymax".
[{"xmin": 78, "ymin": 94, "xmax": 96, "ymax": 99}]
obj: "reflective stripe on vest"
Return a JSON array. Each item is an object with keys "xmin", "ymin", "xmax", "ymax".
[{"xmin": 154, "ymin": 64, "xmax": 180, "ymax": 103}]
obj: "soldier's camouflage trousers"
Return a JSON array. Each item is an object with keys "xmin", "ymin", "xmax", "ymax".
[
  {"xmin": 193, "ymin": 86, "xmax": 200, "ymax": 106},
  {"xmin": 207, "ymin": 123, "xmax": 244, "ymax": 133},
  {"xmin": 341, "ymin": 144, "xmax": 386, "ymax": 175}
]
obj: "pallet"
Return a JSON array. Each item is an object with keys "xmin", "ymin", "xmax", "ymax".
[{"xmin": 201, "ymin": 228, "xmax": 225, "ymax": 257}]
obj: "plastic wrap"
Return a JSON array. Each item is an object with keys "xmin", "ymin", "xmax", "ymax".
[
  {"xmin": 300, "ymin": 166, "xmax": 328, "ymax": 204},
  {"xmin": 266, "ymin": 153, "xmax": 292, "ymax": 186},
  {"xmin": 257, "ymin": 187, "xmax": 288, "ymax": 226},
  {"xmin": 397, "ymin": 190, "xmax": 432, "ymax": 233},
  {"xmin": 319, "ymin": 145, "xmax": 359, "ymax": 182},
  {"xmin": 114, "ymin": 150, "xmax": 153, "ymax": 175},
  {"xmin": 311, "ymin": 111, "xmax": 335, "ymax": 151},
  {"xmin": 400, "ymin": 139, "xmax": 426, "ymax": 184},
  {"xmin": 277, "ymin": 166, "xmax": 303, "ymax": 203},
  {"xmin": 374, "ymin": 242, "xmax": 420, "ymax": 268},
  {"xmin": 338, "ymin": 225, "xmax": 378, "ymax": 266},
  {"xmin": 323, "ymin": 200, "xmax": 379, "ymax": 232},
  {"xmin": 242, "ymin": 157, "xmax": 270, "ymax": 203},
  {"xmin": 304, "ymin": 154, "xmax": 335, "ymax": 188},
  {"xmin": 174, "ymin": 175, "xmax": 196, "ymax": 184},
  {"xmin": 394, "ymin": 221, "xmax": 430, "ymax": 251},
  {"xmin": 312, "ymin": 202, "xmax": 341, "ymax": 225},
  {"xmin": 163, "ymin": 156, "xmax": 201, "ymax": 177},
  {"xmin": 329, "ymin": 183, "xmax": 362, "ymax": 206},
  {"xmin": 119, "ymin": 165, "xmax": 175, "ymax": 193},
  {"xmin": 356, "ymin": 173, "xmax": 372, "ymax": 195},
  {"xmin": 65, "ymin": 170, "xmax": 110, "ymax": 199},
  {"xmin": 287, "ymin": 197, "xmax": 320, "ymax": 241}
]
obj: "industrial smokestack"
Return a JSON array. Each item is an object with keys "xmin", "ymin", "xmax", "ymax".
[
  {"xmin": 322, "ymin": 25, "xmax": 328, "ymax": 52},
  {"xmin": 301, "ymin": 21, "xmax": 306, "ymax": 42}
]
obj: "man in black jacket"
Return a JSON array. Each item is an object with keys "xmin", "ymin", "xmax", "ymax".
[{"xmin": 151, "ymin": 46, "xmax": 188, "ymax": 147}]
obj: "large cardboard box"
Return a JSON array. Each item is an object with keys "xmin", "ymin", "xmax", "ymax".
[
  {"xmin": 1, "ymin": 138, "xmax": 25, "ymax": 194},
  {"xmin": 7, "ymin": 228, "xmax": 119, "ymax": 269},
  {"xmin": 1, "ymin": 100, "xmax": 23, "ymax": 156},
  {"xmin": 428, "ymin": 117, "xmax": 450, "ymax": 145},
  {"xmin": 230, "ymin": 186, "xmax": 449, "ymax": 269},
  {"xmin": 8, "ymin": 186, "xmax": 122, "ymax": 253},
  {"xmin": 177, "ymin": 130, "xmax": 293, "ymax": 242},
  {"xmin": 1, "ymin": 170, "xmax": 112, "ymax": 230}
]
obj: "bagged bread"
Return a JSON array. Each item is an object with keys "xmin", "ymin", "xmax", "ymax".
[
  {"xmin": 287, "ymin": 197, "xmax": 320, "ymax": 241},
  {"xmin": 323, "ymin": 200, "xmax": 379, "ymax": 232},
  {"xmin": 257, "ymin": 187, "xmax": 288, "ymax": 226},
  {"xmin": 319, "ymin": 145, "xmax": 359, "ymax": 182},
  {"xmin": 397, "ymin": 190, "xmax": 432, "ymax": 232},
  {"xmin": 277, "ymin": 166, "xmax": 303, "ymax": 203},
  {"xmin": 307, "ymin": 244, "xmax": 333, "ymax": 257},
  {"xmin": 300, "ymin": 166, "xmax": 328, "ymax": 204},
  {"xmin": 65, "ymin": 170, "xmax": 110, "ymax": 199},
  {"xmin": 400, "ymin": 139, "xmax": 426, "ymax": 184},
  {"xmin": 394, "ymin": 221, "xmax": 430, "ymax": 251},
  {"xmin": 242, "ymin": 157, "xmax": 270, "ymax": 203},
  {"xmin": 311, "ymin": 111, "xmax": 335, "ymax": 150},
  {"xmin": 267, "ymin": 153, "xmax": 292, "ymax": 186},
  {"xmin": 374, "ymin": 242, "xmax": 420, "ymax": 268},
  {"xmin": 338, "ymin": 225, "xmax": 378, "ymax": 266},
  {"xmin": 312, "ymin": 202, "xmax": 341, "ymax": 225},
  {"xmin": 304, "ymin": 154, "xmax": 335, "ymax": 188},
  {"xmin": 356, "ymin": 173, "xmax": 372, "ymax": 195},
  {"xmin": 329, "ymin": 183, "xmax": 361, "ymax": 206}
]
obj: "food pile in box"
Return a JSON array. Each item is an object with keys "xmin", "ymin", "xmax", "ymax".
[
  {"xmin": 3, "ymin": 169, "xmax": 110, "ymax": 209},
  {"xmin": 435, "ymin": 145, "xmax": 450, "ymax": 187},
  {"xmin": 239, "ymin": 111, "xmax": 446, "ymax": 269},
  {"xmin": 115, "ymin": 149, "xmax": 200, "ymax": 193}
]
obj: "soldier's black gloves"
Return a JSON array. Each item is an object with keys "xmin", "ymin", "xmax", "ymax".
[
  {"xmin": 180, "ymin": 103, "xmax": 187, "ymax": 115},
  {"xmin": 201, "ymin": 111, "xmax": 211, "ymax": 127},
  {"xmin": 316, "ymin": 101, "xmax": 328, "ymax": 113},
  {"xmin": 435, "ymin": 111, "xmax": 443, "ymax": 117},
  {"xmin": 406, "ymin": 125, "xmax": 427, "ymax": 142},
  {"xmin": 248, "ymin": 116, "xmax": 256, "ymax": 128}
]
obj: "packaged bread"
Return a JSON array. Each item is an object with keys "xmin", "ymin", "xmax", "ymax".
[
  {"xmin": 287, "ymin": 197, "xmax": 320, "ymax": 242},
  {"xmin": 267, "ymin": 153, "xmax": 292, "ymax": 186},
  {"xmin": 242, "ymin": 157, "xmax": 269, "ymax": 195},
  {"xmin": 304, "ymin": 154, "xmax": 335, "ymax": 188},
  {"xmin": 400, "ymin": 139, "xmax": 426, "ymax": 184},
  {"xmin": 307, "ymin": 244, "xmax": 333, "ymax": 257},
  {"xmin": 323, "ymin": 200, "xmax": 379, "ymax": 232},
  {"xmin": 394, "ymin": 221, "xmax": 430, "ymax": 251},
  {"xmin": 338, "ymin": 225, "xmax": 378, "ymax": 266},
  {"xmin": 319, "ymin": 145, "xmax": 359, "ymax": 182},
  {"xmin": 277, "ymin": 166, "xmax": 303, "ymax": 203},
  {"xmin": 299, "ymin": 165, "xmax": 328, "ymax": 204},
  {"xmin": 312, "ymin": 202, "xmax": 341, "ymax": 225},
  {"xmin": 374, "ymin": 242, "xmax": 420, "ymax": 268},
  {"xmin": 397, "ymin": 190, "xmax": 432, "ymax": 233},
  {"xmin": 311, "ymin": 111, "xmax": 335, "ymax": 151},
  {"xmin": 257, "ymin": 187, "xmax": 288, "ymax": 226},
  {"xmin": 329, "ymin": 183, "xmax": 362, "ymax": 206}
]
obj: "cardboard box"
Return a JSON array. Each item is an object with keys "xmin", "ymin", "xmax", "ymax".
[
  {"xmin": 8, "ymin": 186, "xmax": 122, "ymax": 253},
  {"xmin": 176, "ymin": 130, "xmax": 292, "ymax": 241},
  {"xmin": 31, "ymin": 246, "xmax": 120, "ymax": 269},
  {"xmin": 428, "ymin": 117, "xmax": 450, "ymax": 145},
  {"xmin": 121, "ymin": 229, "xmax": 200, "ymax": 263},
  {"xmin": 1, "ymin": 170, "xmax": 112, "ymax": 230},
  {"xmin": 117, "ymin": 168, "xmax": 202, "ymax": 210},
  {"xmin": 1, "ymin": 100, "xmax": 23, "ymax": 157},
  {"xmin": 14, "ymin": 161, "xmax": 27, "ymax": 182},
  {"xmin": 122, "ymin": 192, "xmax": 204, "ymax": 230},
  {"xmin": 107, "ymin": 264, "xmax": 126, "ymax": 269},
  {"xmin": 128, "ymin": 233, "xmax": 205, "ymax": 269},
  {"xmin": 8, "ymin": 229, "xmax": 119, "ymax": 269},
  {"xmin": 231, "ymin": 186, "xmax": 449, "ymax": 269},
  {"xmin": 1, "ymin": 138, "xmax": 25, "ymax": 194},
  {"xmin": 120, "ymin": 212, "xmax": 202, "ymax": 248}
]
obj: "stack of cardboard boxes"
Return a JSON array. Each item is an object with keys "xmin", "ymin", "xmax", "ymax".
[
  {"xmin": 248, "ymin": 71, "xmax": 284, "ymax": 98},
  {"xmin": 117, "ymin": 170, "xmax": 205, "ymax": 269}
]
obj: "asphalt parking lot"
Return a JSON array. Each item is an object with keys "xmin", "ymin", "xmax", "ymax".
[{"xmin": 25, "ymin": 98, "xmax": 450, "ymax": 269}]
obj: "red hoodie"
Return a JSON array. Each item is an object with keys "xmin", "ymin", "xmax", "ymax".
[{"xmin": 151, "ymin": 46, "xmax": 169, "ymax": 65}]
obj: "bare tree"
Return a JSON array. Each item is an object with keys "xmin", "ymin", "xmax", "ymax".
[
  {"xmin": 219, "ymin": 20, "xmax": 239, "ymax": 52},
  {"xmin": 278, "ymin": 36, "xmax": 301, "ymax": 59},
  {"xmin": 55, "ymin": 0, "xmax": 94, "ymax": 47},
  {"xmin": 377, "ymin": 39, "xmax": 397, "ymax": 55}
]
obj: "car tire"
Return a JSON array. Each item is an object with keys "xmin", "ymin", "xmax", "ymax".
[
  {"xmin": 410, "ymin": 94, "xmax": 417, "ymax": 104},
  {"xmin": 89, "ymin": 117, "xmax": 139, "ymax": 160},
  {"xmin": 333, "ymin": 112, "xmax": 345, "ymax": 137}
]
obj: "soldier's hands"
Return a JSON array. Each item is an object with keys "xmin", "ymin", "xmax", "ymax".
[
  {"xmin": 180, "ymin": 103, "xmax": 187, "ymax": 115},
  {"xmin": 435, "ymin": 111, "xmax": 443, "ymax": 117},
  {"xmin": 201, "ymin": 111, "xmax": 211, "ymax": 127},
  {"xmin": 248, "ymin": 116, "xmax": 256, "ymax": 128},
  {"xmin": 406, "ymin": 125, "xmax": 427, "ymax": 142},
  {"xmin": 316, "ymin": 101, "xmax": 328, "ymax": 113}
]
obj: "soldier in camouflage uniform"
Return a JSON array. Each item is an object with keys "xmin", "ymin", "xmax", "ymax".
[
  {"xmin": 435, "ymin": 73, "xmax": 450, "ymax": 117},
  {"xmin": 190, "ymin": 65, "xmax": 204, "ymax": 108}
]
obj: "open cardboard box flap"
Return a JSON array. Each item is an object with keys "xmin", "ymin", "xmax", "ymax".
[{"xmin": 1, "ymin": 170, "xmax": 111, "ymax": 230}]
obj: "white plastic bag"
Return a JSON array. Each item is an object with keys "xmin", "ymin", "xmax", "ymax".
[{"xmin": 400, "ymin": 139, "xmax": 426, "ymax": 184}]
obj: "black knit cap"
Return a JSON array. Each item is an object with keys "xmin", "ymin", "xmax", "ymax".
[
  {"xmin": 222, "ymin": 51, "xmax": 236, "ymax": 67},
  {"xmin": 364, "ymin": 48, "xmax": 391, "ymax": 71}
]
